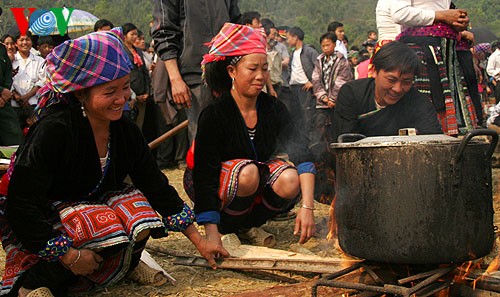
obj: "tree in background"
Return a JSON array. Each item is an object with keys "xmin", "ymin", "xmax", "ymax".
[{"xmin": 0, "ymin": 0, "xmax": 498, "ymax": 55}]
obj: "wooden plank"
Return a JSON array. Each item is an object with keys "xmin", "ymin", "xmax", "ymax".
[
  {"xmin": 224, "ymin": 243, "xmax": 351, "ymax": 261},
  {"xmin": 173, "ymin": 255, "xmax": 352, "ymax": 274},
  {"xmin": 147, "ymin": 241, "xmax": 361, "ymax": 266}
]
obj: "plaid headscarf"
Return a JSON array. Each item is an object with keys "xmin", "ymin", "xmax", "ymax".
[
  {"xmin": 474, "ymin": 43, "xmax": 492, "ymax": 55},
  {"xmin": 201, "ymin": 23, "xmax": 266, "ymax": 65},
  {"xmin": 36, "ymin": 27, "xmax": 132, "ymax": 117}
]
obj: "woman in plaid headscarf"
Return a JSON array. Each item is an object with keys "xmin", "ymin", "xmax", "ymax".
[
  {"xmin": 0, "ymin": 28, "xmax": 227, "ymax": 297},
  {"xmin": 184, "ymin": 23, "xmax": 316, "ymax": 249}
]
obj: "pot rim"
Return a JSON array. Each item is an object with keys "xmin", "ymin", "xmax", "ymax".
[{"xmin": 330, "ymin": 134, "xmax": 485, "ymax": 149}]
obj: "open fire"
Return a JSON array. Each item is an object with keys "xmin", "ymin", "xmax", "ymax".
[
  {"xmin": 321, "ymin": 201, "xmax": 500, "ymax": 297},
  {"xmin": 314, "ymin": 224, "xmax": 500, "ymax": 297},
  {"xmin": 312, "ymin": 256, "xmax": 500, "ymax": 296}
]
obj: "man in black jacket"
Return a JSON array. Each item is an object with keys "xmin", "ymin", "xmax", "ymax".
[
  {"xmin": 333, "ymin": 41, "xmax": 443, "ymax": 141},
  {"xmin": 151, "ymin": 0, "xmax": 241, "ymax": 142},
  {"xmin": 287, "ymin": 27, "xmax": 319, "ymax": 144}
]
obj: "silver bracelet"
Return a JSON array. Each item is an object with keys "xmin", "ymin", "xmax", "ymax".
[
  {"xmin": 301, "ymin": 204, "xmax": 315, "ymax": 210},
  {"xmin": 68, "ymin": 249, "xmax": 81, "ymax": 268}
]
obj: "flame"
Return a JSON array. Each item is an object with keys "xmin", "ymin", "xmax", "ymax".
[
  {"xmin": 327, "ymin": 194, "xmax": 337, "ymax": 241},
  {"xmin": 485, "ymin": 255, "xmax": 500, "ymax": 274},
  {"xmin": 453, "ymin": 255, "xmax": 499, "ymax": 291},
  {"xmin": 472, "ymin": 255, "xmax": 500, "ymax": 289}
]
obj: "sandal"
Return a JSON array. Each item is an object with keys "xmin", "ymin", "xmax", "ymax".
[
  {"xmin": 238, "ymin": 227, "xmax": 276, "ymax": 248},
  {"xmin": 221, "ymin": 233, "xmax": 241, "ymax": 249},
  {"xmin": 127, "ymin": 260, "xmax": 167, "ymax": 286},
  {"xmin": 26, "ymin": 287, "xmax": 54, "ymax": 297}
]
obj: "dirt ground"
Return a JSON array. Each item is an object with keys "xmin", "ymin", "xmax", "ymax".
[{"xmin": 1, "ymin": 166, "xmax": 499, "ymax": 297}]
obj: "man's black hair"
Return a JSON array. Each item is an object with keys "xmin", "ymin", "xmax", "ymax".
[
  {"xmin": 327, "ymin": 21, "xmax": 344, "ymax": 33},
  {"xmin": 94, "ymin": 19, "xmax": 114, "ymax": 32},
  {"xmin": 372, "ymin": 41, "xmax": 421, "ymax": 75},
  {"xmin": 288, "ymin": 27, "xmax": 305, "ymax": 41}
]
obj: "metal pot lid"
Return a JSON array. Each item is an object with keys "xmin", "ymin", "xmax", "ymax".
[{"xmin": 330, "ymin": 134, "xmax": 483, "ymax": 149}]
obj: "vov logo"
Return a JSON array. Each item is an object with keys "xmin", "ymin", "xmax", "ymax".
[{"xmin": 10, "ymin": 7, "xmax": 74, "ymax": 36}]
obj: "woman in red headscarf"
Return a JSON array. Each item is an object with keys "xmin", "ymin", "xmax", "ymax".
[{"xmin": 184, "ymin": 23, "xmax": 316, "ymax": 249}]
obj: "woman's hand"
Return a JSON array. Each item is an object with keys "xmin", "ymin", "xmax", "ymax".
[
  {"xmin": 194, "ymin": 236, "xmax": 230, "ymax": 269},
  {"xmin": 294, "ymin": 172, "xmax": 316, "ymax": 244},
  {"xmin": 294, "ymin": 206, "xmax": 316, "ymax": 244},
  {"xmin": 60, "ymin": 247, "xmax": 103, "ymax": 276},
  {"xmin": 205, "ymin": 224, "xmax": 224, "ymax": 248},
  {"xmin": 183, "ymin": 224, "xmax": 229, "ymax": 269}
]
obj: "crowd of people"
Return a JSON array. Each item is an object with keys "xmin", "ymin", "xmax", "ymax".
[{"xmin": 0, "ymin": 0, "xmax": 500, "ymax": 296}]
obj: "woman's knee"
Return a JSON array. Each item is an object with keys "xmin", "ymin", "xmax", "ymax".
[
  {"xmin": 236, "ymin": 163, "xmax": 260, "ymax": 197},
  {"xmin": 272, "ymin": 168, "xmax": 300, "ymax": 199}
]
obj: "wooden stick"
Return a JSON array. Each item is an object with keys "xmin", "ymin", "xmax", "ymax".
[
  {"xmin": 148, "ymin": 119, "xmax": 188, "ymax": 149},
  {"xmin": 236, "ymin": 270, "xmax": 299, "ymax": 284}
]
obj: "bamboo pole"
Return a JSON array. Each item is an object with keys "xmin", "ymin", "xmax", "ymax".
[{"xmin": 148, "ymin": 119, "xmax": 188, "ymax": 149}]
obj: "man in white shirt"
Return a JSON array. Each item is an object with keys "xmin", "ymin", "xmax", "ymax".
[
  {"xmin": 11, "ymin": 32, "xmax": 46, "ymax": 124},
  {"xmin": 327, "ymin": 21, "xmax": 348, "ymax": 60},
  {"xmin": 487, "ymin": 41, "xmax": 500, "ymax": 104}
]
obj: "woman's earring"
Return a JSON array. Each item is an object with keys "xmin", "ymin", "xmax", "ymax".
[
  {"xmin": 80, "ymin": 101, "xmax": 87, "ymax": 118},
  {"xmin": 232, "ymin": 77, "xmax": 235, "ymax": 90}
]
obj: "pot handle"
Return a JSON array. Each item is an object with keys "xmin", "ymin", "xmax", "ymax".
[
  {"xmin": 337, "ymin": 133, "xmax": 367, "ymax": 143},
  {"xmin": 453, "ymin": 129, "xmax": 499, "ymax": 164}
]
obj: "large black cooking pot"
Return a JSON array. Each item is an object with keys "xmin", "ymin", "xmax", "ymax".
[{"xmin": 331, "ymin": 129, "xmax": 498, "ymax": 264}]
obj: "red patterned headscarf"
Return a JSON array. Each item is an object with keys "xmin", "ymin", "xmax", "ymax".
[{"xmin": 201, "ymin": 23, "xmax": 266, "ymax": 65}]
